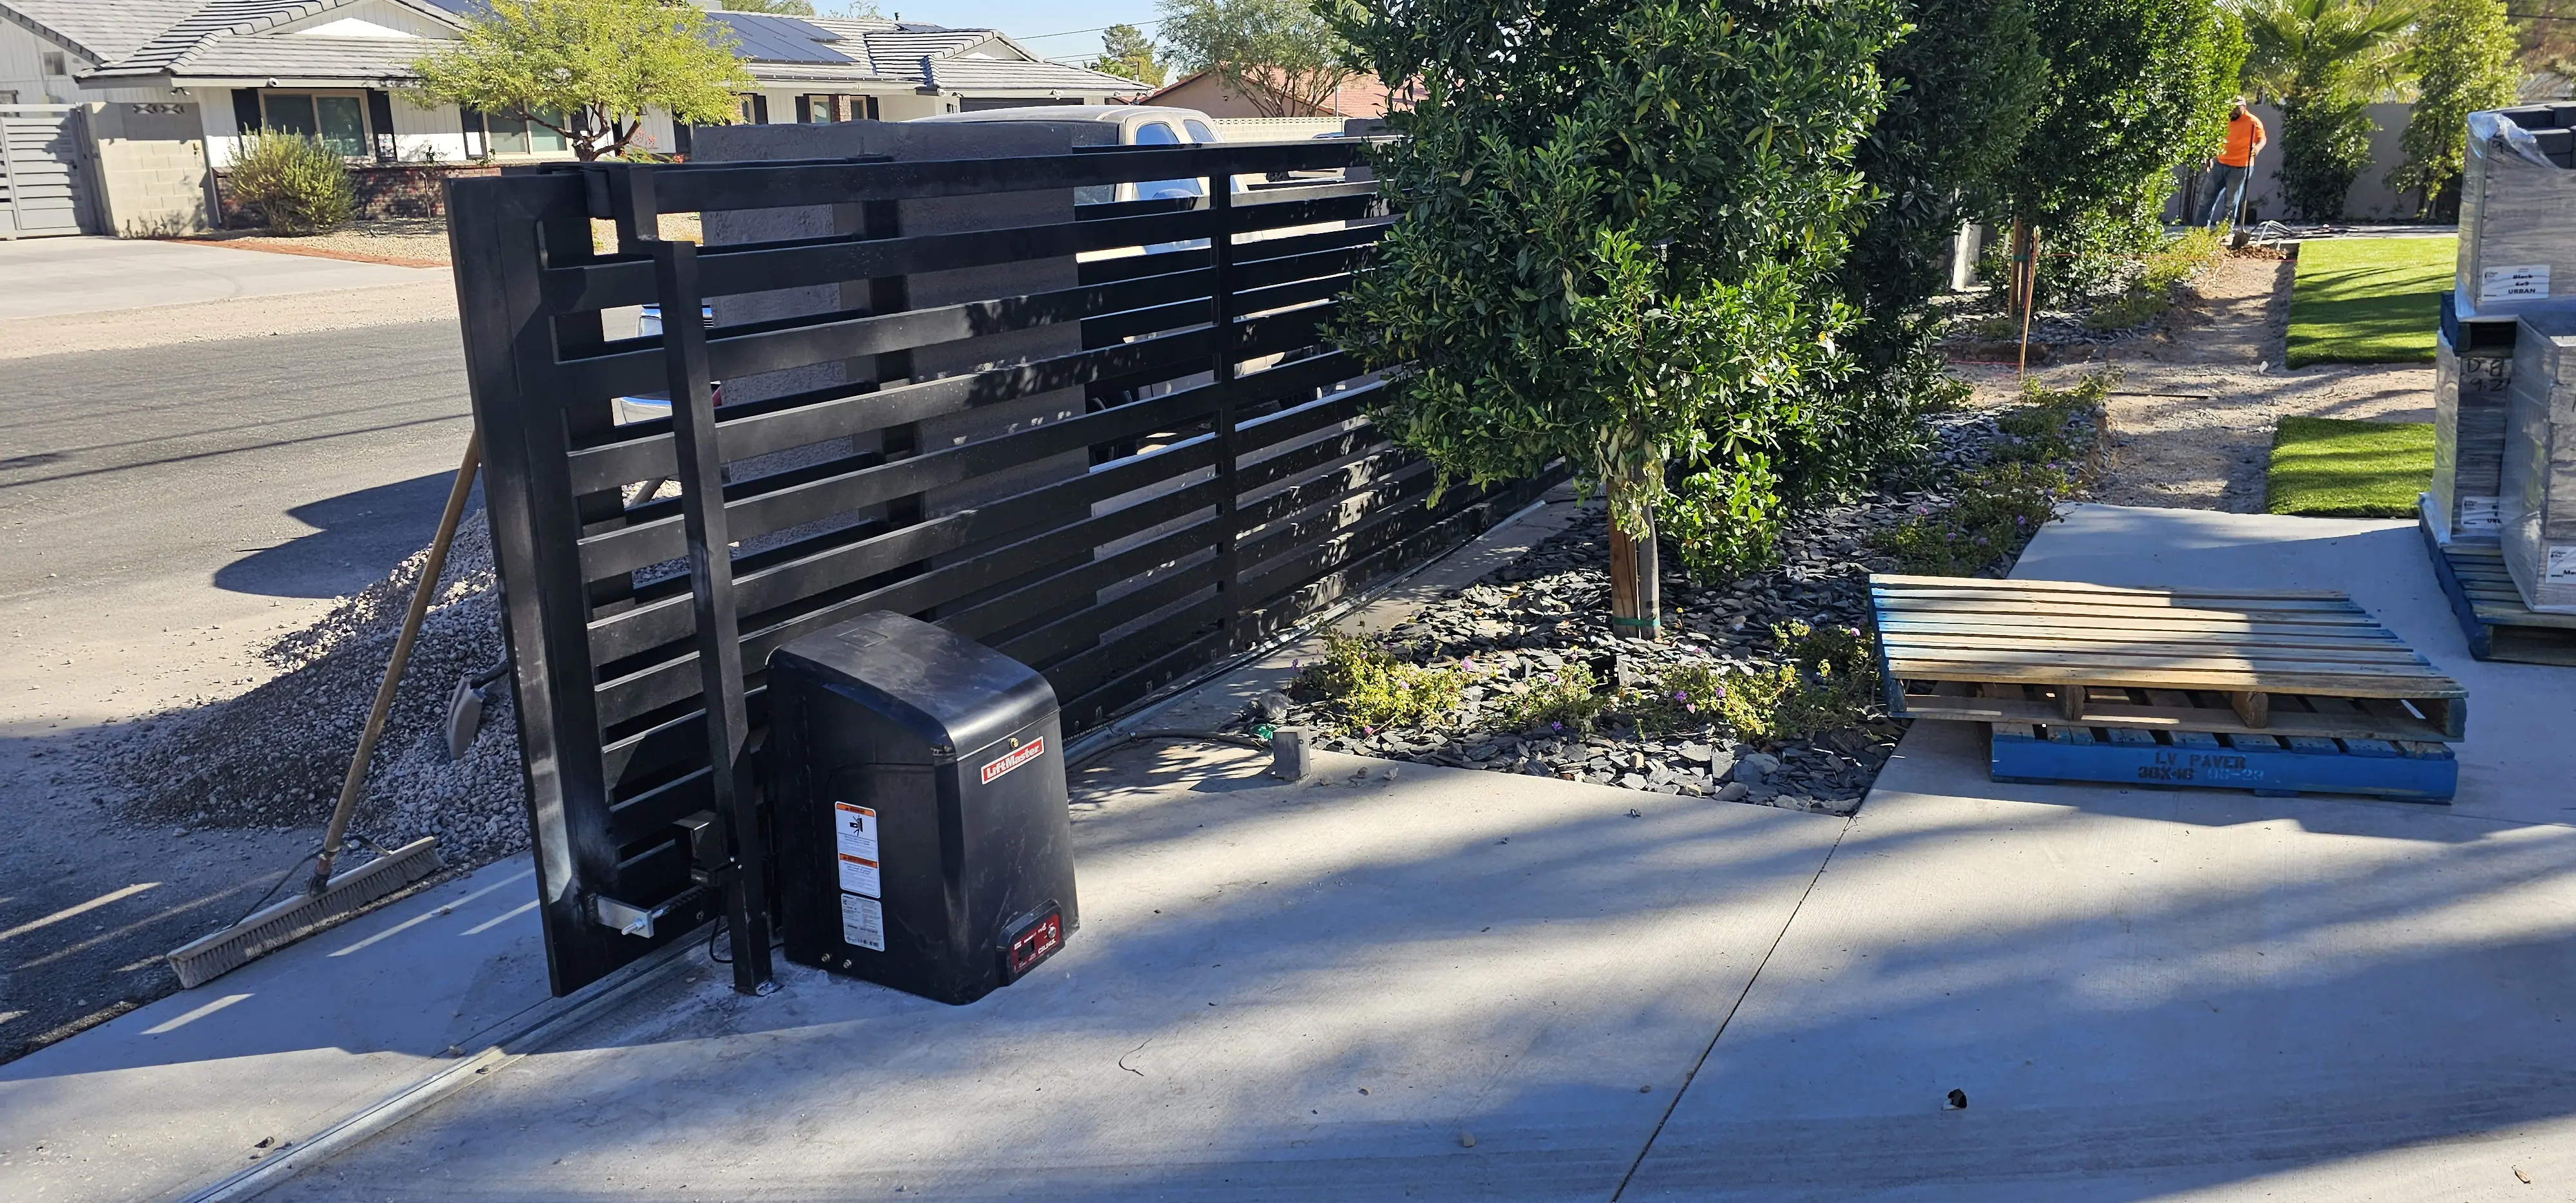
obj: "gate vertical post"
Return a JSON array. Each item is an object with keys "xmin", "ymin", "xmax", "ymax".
[
  {"xmin": 1208, "ymin": 165, "xmax": 1241, "ymax": 650},
  {"xmin": 652, "ymin": 235, "xmax": 776, "ymax": 996}
]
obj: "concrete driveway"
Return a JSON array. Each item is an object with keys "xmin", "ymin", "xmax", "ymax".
[
  {"xmin": 5, "ymin": 505, "xmax": 2571, "ymax": 1201},
  {"xmin": 0, "ymin": 236, "xmax": 438, "ymax": 320}
]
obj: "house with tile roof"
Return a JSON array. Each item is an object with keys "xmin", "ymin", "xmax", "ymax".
[{"xmin": 0, "ymin": 0, "xmax": 1152, "ymax": 171}]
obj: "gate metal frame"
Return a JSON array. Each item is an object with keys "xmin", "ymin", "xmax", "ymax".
[
  {"xmin": 0, "ymin": 104, "xmax": 97, "ymax": 238},
  {"xmin": 446, "ymin": 140, "xmax": 1554, "ymax": 997}
]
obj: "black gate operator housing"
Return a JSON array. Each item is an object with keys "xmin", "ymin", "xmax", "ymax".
[{"xmin": 769, "ymin": 612, "xmax": 1079, "ymax": 1005}]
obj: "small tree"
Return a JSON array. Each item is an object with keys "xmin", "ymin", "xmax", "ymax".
[
  {"xmin": 1094, "ymin": 23, "xmax": 1168, "ymax": 87},
  {"xmin": 412, "ymin": 0, "xmax": 753, "ymax": 162},
  {"xmin": 2242, "ymin": 0, "xmax": 2422, "ymax": 220},
  {"xmin": 2396, "ymin": 0, "xmax": 2518, "ymax": 218},
  {"xmin": 1997, "ymin": 0, "xmax": 2242, "ymax": 309},
  {"xmin": 1159, "ymin": 0, "xmax": 1357, "ymax": 117},
  {"xmin": 1331, "ymin": 0, "xmax": 1895, "ymax": 633},
  {"xmin": 1823, "ymin": 0, "xmax": 2047, "ymax": 475}
]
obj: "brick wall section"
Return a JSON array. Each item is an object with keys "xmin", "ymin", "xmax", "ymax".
[{"xmin": 212, "ymin": 163, "xmax": 500, "ymax": 228}]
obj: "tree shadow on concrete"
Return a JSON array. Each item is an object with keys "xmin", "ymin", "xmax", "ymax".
[
  {"xmin": 227, "ymin": 734, "xmax": 2576, "ymax": 1203},
  {"xmin": 213, "ymin": 472, "xmax": 479, "ymax": 600}
]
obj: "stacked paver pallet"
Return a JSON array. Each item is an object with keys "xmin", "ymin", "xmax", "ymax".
[
  {"xmin": 2431, "ymin": 294, "xmax": 2517, "ymax": 540},
  {"xmin": 2428, "ymin": 104, "xmax": 2576, "ymax": 639},
  {"xmin": 2454, "ymin": 103, "xmax": 2576, "ymax": 322},
  {"xmin": 2501, "ymin": 310, "xmax": 2576, "ymax": 611}
]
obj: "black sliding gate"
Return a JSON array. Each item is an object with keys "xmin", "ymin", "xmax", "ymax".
[{"xmin": 447, "ymin": 137, "xmax": 1549, "ymax": 996}]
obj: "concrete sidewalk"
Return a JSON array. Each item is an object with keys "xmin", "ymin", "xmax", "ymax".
[
  {"xmin": 260, "ymin": 747, "xmax": 1848, "ymax": 1200},
  {"xmin": 0, "ymin": 858, "xmax": 553, "ymax": 1203},
  {"xmin": 0, "ymin": 238, "xmax": 438, "ymax": 320},
  {"xmin": 1627, "ymin": 506, "xmax": 2576, "ymax": 1199}
]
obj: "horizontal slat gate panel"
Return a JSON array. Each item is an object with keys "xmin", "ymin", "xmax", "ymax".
[{"xmin": 453, "ymin": 146, "xmax": 1561, "ymax": 997}]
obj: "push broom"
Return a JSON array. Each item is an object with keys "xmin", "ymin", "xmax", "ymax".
[{"xmin": 166, "ymin": 438, "xmax": 482, "ymax": 989}]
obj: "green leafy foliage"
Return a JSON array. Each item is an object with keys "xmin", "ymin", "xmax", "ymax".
[
  {"xmin": 2396, "ymin": 0, "xmax": 2519, "ymax": 218},
  {"xmin": 227, "ymin": 133, "xmax": 355, "ymax": 234},
  {"xmin": 1839, "ymin": 0, "xmax": 2045, "ymax": 354},
  {"xmin": 2280, "ymin": 94, "xmax": 2378, "ymax": 220},
  {"xmin": 410, "ymin": 0, "xmax": 753, "ymax": 162},
  {"xmin": 1872, "ymin": 374, "xmax": 2107, "ymax": 574},
  {"xmin": 2001, "ymin": 0, "xmax": 2246, "ymax": 230},
  {"xmin": 2084, "ymin": 225, "xmax": 2227, "ymax": 330},
  {"xmin": 1157, "ymin": 0, "xmax": 1354, "ymax": 115},
  {"xmin": 1331, "ymin": 0, "xmax": 1897, "ymax": 579},
  {"xmin": 1492, "ymin": 663, "xmax": 1616, "ymax": 737},
  {"xmin": 1634, "ymin": 621, "xmax": 1879, "ymax": 741},
  {"xmin": 2242, "ymin": 0, "xmax": 2424, "ymax": 220},
  {"xmin": 1094, "ymin": 23, "xmax": 1168, "ymax": 87},
  {"xmin": 1294, "ymin": 634, "xmax": 1466, "ymax": 731}
]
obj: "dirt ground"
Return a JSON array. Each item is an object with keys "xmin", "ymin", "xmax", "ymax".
[
  {"xmin": 184, "ymin": 216, "xmax": 453, "ymax": 267},
  {"xmin": 0, "ymin": 278, "xmax": 459, "ymax": 361},
  {"xmin": 1960, "ymin": 249, "xmax": 2435, "ymax": 513},
  {"xmin": 178, "ymin": 213, "xmax": 710, "ymax": 269}
]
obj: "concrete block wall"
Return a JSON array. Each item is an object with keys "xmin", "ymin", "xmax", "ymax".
[{"xmin": 80, "ymin": 102, "xmax": 211, "ymax": 238}]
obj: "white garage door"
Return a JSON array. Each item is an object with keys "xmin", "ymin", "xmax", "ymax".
[{"xmin": 0, "ymin": 105, "xmax": 96, "ymax": 239}]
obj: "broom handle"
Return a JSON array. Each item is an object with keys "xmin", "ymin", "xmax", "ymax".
[{"xmin": 310, "ymin": 436, "xmax": 482, "ymax": 893}]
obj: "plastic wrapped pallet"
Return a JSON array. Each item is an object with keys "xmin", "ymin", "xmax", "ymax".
[
  {"xmin": 2429, "ymin": 315, "xmax": 2517, "ymax": 541},
  {"xmin": 2455, "ymin": 105, "xmax": 2576, "ymax": 319},
  {"xmin": 2500, "ymin": 310, "xmax": 2576, "ymax": 611}
]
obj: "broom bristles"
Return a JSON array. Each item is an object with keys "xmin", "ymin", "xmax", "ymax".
[{"xmin": 168, "ymin": 838, "xmax": 444, "ymax": 989}]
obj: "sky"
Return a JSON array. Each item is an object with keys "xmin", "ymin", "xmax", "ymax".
[{"xmin": 884, "ymin": 1, "xmax": 1167, "ymax": 59}]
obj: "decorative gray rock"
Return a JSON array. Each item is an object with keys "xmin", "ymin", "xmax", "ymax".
[{"xmin": 1732, "ymin": 752, "xmax": 1781, "ymax": 785}]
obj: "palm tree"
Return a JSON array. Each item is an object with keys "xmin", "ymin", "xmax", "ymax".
[{"xmin": 2237, "ymin": 0, "xmax": 2425, "ymax": 219}]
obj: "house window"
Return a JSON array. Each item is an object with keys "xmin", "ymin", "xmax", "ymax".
[
  {"xmin": 260, "ymin": 91, "xmax": 370, "ymax": 158},
  {"xmin": 458, "ymin": 106, "xmax": 571, "ymax": 156},
  {"xmin": 797, "ymin": 94, "xmax": 879, "ymax": 122},
  {"xmin": 484, "ymin": 109, "xmax": 569, "ymax": 155},
  {"xmin": 736, "ymin": 95, "xmax": 769, "ymax": 124},
  {"xmin": 39, "ymin": 51, "xmax": 66, "ymax": 76}
]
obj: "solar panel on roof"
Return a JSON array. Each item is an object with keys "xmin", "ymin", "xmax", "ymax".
[{"xmin": 707, "ymin": 12, "xmax": 854, "ymax": 64}]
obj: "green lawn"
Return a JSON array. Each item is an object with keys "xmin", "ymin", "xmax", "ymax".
[
  {"xmin": 2282, "ymin": 235, "xmax": 2454, "ymax": 366},
  {"xmin": 2265, "ymin": 417, "xmax": 2434, "ymax": 517}
]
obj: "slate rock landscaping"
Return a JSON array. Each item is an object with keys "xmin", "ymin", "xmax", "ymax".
[{"xmin": 1230, "ymin": 381, "xmax": 2111, "ymax": 816}]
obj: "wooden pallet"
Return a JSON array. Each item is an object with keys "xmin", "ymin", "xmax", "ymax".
[
  {"xmin": 2417, "ymin": 509, "xmax": 2576, "ymax": 667},
  {"xmin": 1990, "ymin": 724, "xmax": 2456, "ymax": 800},
  {"xmin": 1982, "ymin": 684, "xmax": 2457, "ymax": 802},
  {"xmin": 1869, "ymin": 575, "xmax": 2468, "ymax": 744}
]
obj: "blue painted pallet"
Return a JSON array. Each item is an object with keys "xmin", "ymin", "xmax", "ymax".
[
  {"xmin": 2417, "ymin": 502, "xmax": 2576, "ymax": 667},
  {"xmin": 1991, "ymin": 722, "xmax": 2457, "ymax": 802}
]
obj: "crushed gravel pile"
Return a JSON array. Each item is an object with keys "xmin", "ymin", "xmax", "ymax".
[{"xmin": 68, "ymin": 512, "xmax": 531, "ymax": 869}]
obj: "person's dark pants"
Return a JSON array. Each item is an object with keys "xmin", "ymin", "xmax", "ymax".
[{"xmin": 2199, "ymin": 162, "xmax": 2251, "ymax": 226}]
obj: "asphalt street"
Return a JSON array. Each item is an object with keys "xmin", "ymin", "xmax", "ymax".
[{"xmin": 0, "ymin": 317, "xmax": 474, "ymax": 1063}]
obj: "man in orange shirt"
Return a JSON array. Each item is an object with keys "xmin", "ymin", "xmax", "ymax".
[{"xmin": 2199, "ymin": 98, "xmax": 2268, "ymax": 226}]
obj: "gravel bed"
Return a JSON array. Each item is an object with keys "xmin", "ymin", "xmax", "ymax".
[
  {"xmin": 192, "ymin": 216, "xmax": 453, "ymax": 265},
  {"xmin": 1227, "ymin": 409, "xmax": 2045, "ymax": 815},
  {"xmin": 59, "ymin": 513, "xmax": 530, "ymax": 869}
]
